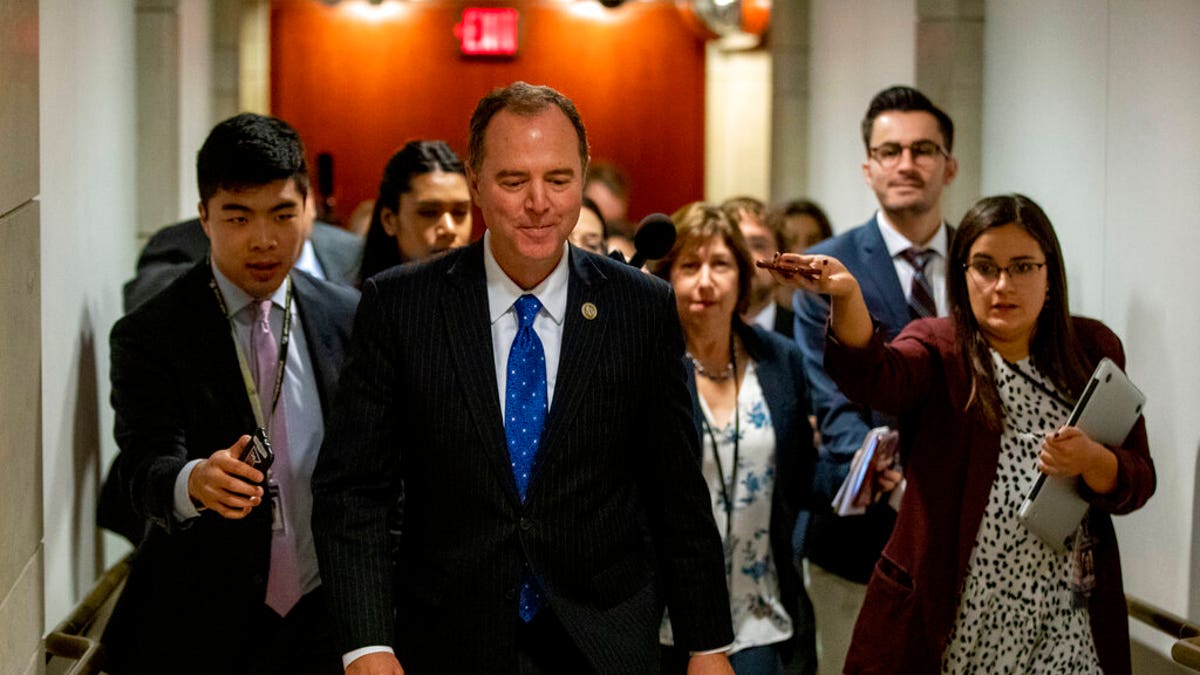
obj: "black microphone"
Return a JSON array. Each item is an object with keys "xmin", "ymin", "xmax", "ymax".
[{"xmin": 628, "ymin": 213, "xmax": 676, "ymax": 268}]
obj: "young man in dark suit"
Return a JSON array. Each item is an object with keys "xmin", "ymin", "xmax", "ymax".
[
  {"xmin": 793, "ymin": 86, "xmax": 958, "ymax": 674},
  {"xmin": 102, "ymin": 113, "xmax": 358, "ymax": 675},
  {"xmin": 121, "ymin": 215, "xmax": 362, "ymax": 312},
  {"xmin": 312, "ymin": 82, "xmax": 734, "ymax": 675}
]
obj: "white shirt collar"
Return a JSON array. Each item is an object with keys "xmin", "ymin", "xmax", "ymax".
[
  {"xmin": 749, "ymin": 301, "xmax": 777, "ymax": 331},
  {"xmin": 875, "ymin": 210, "xmax": 949, "ymax": 259},
  {"xmin": 483, "ymin": 230, "xmax": 569, "ymax": 327},
  {"xmin": 210, "ymin": 261, "xmax": 289, "ymax": 318},
  {"xmin": 294, "ymin": 239, "xmax": 325, "ymax": 280}
]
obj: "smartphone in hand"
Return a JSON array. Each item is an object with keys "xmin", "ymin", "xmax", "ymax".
[
  {"xmin": 755, "ymin": 256, "xmax": 821, "ymax": 281},
  {"xmin": 239, "ymin": 427, "xmax": 275, "ymax": 473}
]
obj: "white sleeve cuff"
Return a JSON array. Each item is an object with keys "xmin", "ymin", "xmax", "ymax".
[
  {"xmin": 690, "ymin": 644, "xmax": 733, "ymax": 656},
  {"xmin": 172, "ymin": 459, "xmax": 204, "ymax": 522},
  {"xmin": 343, "ymin": 646, "xmax": 395, "ymax": 669}
]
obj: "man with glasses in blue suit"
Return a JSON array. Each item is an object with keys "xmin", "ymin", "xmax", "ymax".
[{"xmin": 793, "ymin": 85, "xmax": 958, "ymax": 674}]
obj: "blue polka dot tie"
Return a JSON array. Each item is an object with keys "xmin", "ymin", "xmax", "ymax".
[{"xmin": 505, "ymin": 294, "xmax": 546, "ymax": 621}]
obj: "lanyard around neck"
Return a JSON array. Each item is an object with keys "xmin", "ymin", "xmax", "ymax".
[
  {"xmin": 702, "ymin": 408, "xmax": 740, "ymax": 540},
  {"xmin": 700, "ymin": 337, "xmax": 740, "ymax": 539},
  {"xmin": 209, "ymin": 273, "xmax": 293, "ymax": 432},
  {"xmin": 1002, "ymin": 357, "xmax": 1074, "ymax": 412}
]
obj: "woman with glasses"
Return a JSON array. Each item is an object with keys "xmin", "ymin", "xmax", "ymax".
[
  {"xmin": 653, "ymin": 203, "xmax": 817, "ymax": 675},
  {"xmin": 768, "ymin": 193, "xmax": 1154, "ymax": 674}
]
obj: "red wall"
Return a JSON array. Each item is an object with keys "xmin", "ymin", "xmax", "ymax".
[{"xmin": 271, "ymin": 0, "xmax": 707, "ymax": 230}]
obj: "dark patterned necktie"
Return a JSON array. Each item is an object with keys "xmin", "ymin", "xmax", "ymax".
[
  {"xmin": 504, "ymin": 294, "xmax": 546, "ymax": 621},
  {"xmin": 900, "ymin": 247, "xmax": 937, "ymax": 319}
]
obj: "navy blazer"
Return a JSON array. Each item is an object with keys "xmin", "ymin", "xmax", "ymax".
[
  {"xmin": 794, "ymin": 216, "xmax": 910, "ymax": 491},
  {"xmin": 685, "ymin": 321, "xmax": 817, "ymax": 660},
  {"xmin": 102, "ymin": 262, "xmax": 358, "ymax": 674},
  {"xmin": 311, "ymin": 242, "xmax": 733, "ymax": 674},
  {"xmin": 793, "ymin": 216, "xmax": 953, "ymax": 581}
]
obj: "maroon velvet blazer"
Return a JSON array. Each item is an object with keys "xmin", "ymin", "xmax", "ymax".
[{"xmin": 825, "ymin": 316, "xmax": 1155, "ymax": 675}]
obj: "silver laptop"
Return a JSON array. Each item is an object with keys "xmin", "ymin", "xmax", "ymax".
[{"xmin": 1017, "ymin": 357, "xmax": 1145, "ymax": 551}]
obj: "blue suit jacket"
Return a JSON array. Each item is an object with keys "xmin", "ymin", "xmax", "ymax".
[{"xmin": 793, "ymin": 215, "xmax": 952, "ymax": 582}]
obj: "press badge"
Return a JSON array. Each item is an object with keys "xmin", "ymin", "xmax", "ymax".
[{"xmin": 267, "ymin": 481, "xmax": 287, "ymax": 534}]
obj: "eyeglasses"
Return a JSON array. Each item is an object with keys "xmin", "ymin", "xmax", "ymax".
[
  {"xmin": 964, "ymin": 261, "xmax": 1047, "ymax": 284},
  {"xmin": 868, "ymin": 141, "xmax": 949, "ymax": 169}
]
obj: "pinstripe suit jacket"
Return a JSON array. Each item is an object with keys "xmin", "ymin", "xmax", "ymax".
[{"xmin": 311, "ymin": 241, "xmax": 733, "ymax": 674}]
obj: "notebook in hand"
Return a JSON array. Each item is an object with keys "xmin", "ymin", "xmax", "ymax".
[
  {"xmin": 1017, "ymin": 357, "xmax": 1146, "ymax": 551},
  {"xmin": 832, "ymin": 427, "xmax": 899, "ymax": 516}
]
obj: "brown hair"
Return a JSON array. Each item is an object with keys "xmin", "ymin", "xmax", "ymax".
[
  {"xmin": 768, "ymin": 199, "xmax": 833, "ymax": 251},
  {"xmin": 949, "ymin": 193, "xmax": 1091, "ymax": 430},
  {"xmin": 861, "ymin": 85, "xmax": 955, "ymax": 154},
  {"xmin": 468, "ymin": 81, "xmax": 589, "ymax": 175},
  {"xmin": 651, "ymin": 201, "xmax": 754, "ymax": 316},
  {"xmin": 720, "ymin": 196, "xmax": 782, "ymax": 249}
]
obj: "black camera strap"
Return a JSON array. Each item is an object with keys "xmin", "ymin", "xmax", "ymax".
[
  {"xmin": 1003, "ymin": 358, "xmax": 1074, "ymax": 413},
  {"xmin": 209, "ymin": 270, "xmax": 293, "ymax": 434}
]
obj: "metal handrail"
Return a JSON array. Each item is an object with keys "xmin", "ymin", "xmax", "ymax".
[
  {"xmin": 44, "ymin": 553, "xmax": 132, "ymax": 675},
  {"xmin": 1176, "ymin": 637, "xmax": 1200, "ymax": 671},
  {"xmin": 1127, "ymin": 594, "xmax": 1200, "ymax": 671}
]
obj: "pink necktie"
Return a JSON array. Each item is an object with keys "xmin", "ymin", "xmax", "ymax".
[{"xmin": 252, "ymin": 299, "xmax": 303, "ymax": 616}]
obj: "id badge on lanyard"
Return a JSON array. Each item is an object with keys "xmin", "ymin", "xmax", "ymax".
[{"xmin": 209, "ymin": 270, "xmax": 293, "ymax": 536}]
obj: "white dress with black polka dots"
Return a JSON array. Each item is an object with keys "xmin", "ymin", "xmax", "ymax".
[{"xmin": 939, "ymin": 353, "xmax": 1101, "ymax": 674}]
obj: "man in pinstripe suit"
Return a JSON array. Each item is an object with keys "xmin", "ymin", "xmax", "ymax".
[{"xmin": 312, "ymin": 83, "xmax": 734, "ymax": 675}]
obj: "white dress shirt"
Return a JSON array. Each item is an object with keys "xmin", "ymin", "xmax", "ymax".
[
  {"xmin": 295, "ymin": 238, "xmax": 326, "ymax": 280},
  {"xmin": 484, "ymin": 230, "xmax": 570, "ymax": 416},
  {"xmin": 749, "ymin": 301, "xmax": 777, "ymax": 332}
]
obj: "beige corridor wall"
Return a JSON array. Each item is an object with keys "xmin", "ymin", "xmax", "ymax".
[
  {"xmin": 40, "ymin": 0, "xmax": 138, "ymax": 630},
  {"xmin": 706, "ymin": 43, "xmax": 773, "ymax": 204},
  {"xmin": 0, "ymin": 0, "xmax": 42, "ymax": 672},
  {"xmin": 806, "ymin": 0, "xmax": 917, "ymax": 233},
  {"xmin": 981, "ymin": 0, "xmax": 1200, "ymax": 663}
]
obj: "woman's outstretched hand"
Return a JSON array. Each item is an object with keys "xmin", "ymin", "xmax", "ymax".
[
  {"xmin": 763, "ymin": 253, "xmax": 859, "ymax": 299},
  {"xmin": 764, "ymin": 252, "xmax": 873, "ymax": 349}
]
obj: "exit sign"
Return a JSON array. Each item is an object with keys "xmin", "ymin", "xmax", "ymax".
[{"xmin": 456, "ymin": 8, "xmax": 519, "ymax": 57}]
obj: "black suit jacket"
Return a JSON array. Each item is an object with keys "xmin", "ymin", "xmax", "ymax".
[
  {"xmin": 311, "ymin": 242, "xmax": 733, "ymax": 674},
  {"xmin": 121, "ymin": 218, "xmax": 363, "ymax": 312},
  {"xmin": 102, "ymin": 262, "xmax": 358, "ymax": 674},
  {"xmin": 772, "ymin": 303, "xmax": 796, "ymax": 340}
]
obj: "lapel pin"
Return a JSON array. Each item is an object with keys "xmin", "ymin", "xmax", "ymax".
[{"xmin": 581, "ymin": 302, "xmax": 598, "ymax": 320}]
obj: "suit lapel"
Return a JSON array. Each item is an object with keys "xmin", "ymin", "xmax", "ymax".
[
  {"xmin": 855, "ymin": 216, "xmax": 911, "ymax": 334},
  {"xmin": 181, "ymin": 263, "xmax": 258, "ymax": 434},
  {"xmin": 290, "ymin": 272, "xmax": 337, "ymax": 411},
  {"xmin": 310, "ymin": 224, "xmax": 361, "ymax": 286},
  {"xmin": 529, "ymin": 250, "xmax": 609, "ymax": 494},
  {"xmin": 742, "ymin": 325, "xmax": 792, "ymax": 450},
  {"xmin": 442, "ymin": 243, "xmax": 521, "ymax": 504}
]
